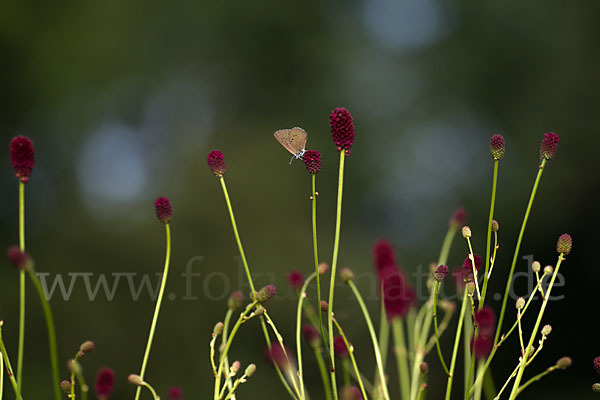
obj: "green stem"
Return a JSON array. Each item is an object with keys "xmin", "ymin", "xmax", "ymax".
[
  {"xmin": 432, "ymin": 282, "xmax": 449, "ymax": 375},
  {"xmin": 444, "ymin": 289, "xmax": 469, "ymax": 400},
  {"xmin": 72, "ymin": 362, "xmax": 89, "ymax": 400},
  {"xmin": 514, "ymin": 365, "xmax": 558, "ymax": 397},
  {"xmin": 391, "ymin": 318, "xmax": 410, "ymax": 400},
  {"xmin": 347, "ymin": 281, "xmax": 390, "ymax": 400},
  {"xmin": 0, "ymin": 350, "xmax": 3, "ymax": 399},
  {"xmin": 463, "ymin": 311, "xmax": 473, "ymax": 396},
  {"xmin": 313, "ymin": 347, "xmax": 333, "ymax": 400},
  {"xmin": 70, "ymin": 352, "xmax": 82, "ymax": 400},
  {"xmin": 260, "ymin": 318, "xmax": 298, "ymax": 399},
  {"xmin": 473, "ymin": 360, "xmax": 485, "ymax": 400},
  {"xmin": 17, "ymin": 181, "xmax": 25, "ymax": 398},
  {"xmin": 311, "ymin": 174, "xmax": 326, "ymax": 346},
  {"xmin": 0, "ymin": 325, "xmax": 21, "ymax": 399},
  {"xmin": 264, "ymin": 311, "xmax": 302, "ymax": 398},
  {"xmin": 479, "ymin": 161, "xmax": 498, "ymax": 307},
  {"xmin": 495, "ymin": 159, "xmax": 547, "ymax": 345},
  {"xmin": 297, "ymin": 274, "xmax": 318, "ymax": 399},
  {"xmin": 409, "ymin": 290, "xmax": 435, "ymax": 400},
  {"xmin": 141, "ymin": 382, "xmax": 158, "ymax": 400},
  {"xmin": 222, "ymin": 309, "xmax": 236, "ymax": 399},
  {"xmin": 508, "ymin": 254, "xmax": 564, "ymax": 399},
  {"xmin": 134, "ymin": 223, "xmax": 171, "ymax": 400},
  {"xmin": 327, "ymin": 150, "xmax": 346, "ymax": 400},
  {"xmin": 219, "ymin": 177, "xmax": 257, "ymax": 295},
  {"xmin": 438, "ymin": 226, "xmax": 458, "ymax": 266},
  {"xmin": 332, "ymin": 318, "xmax": 368, "ymax": 400},
  {"xmin": 342, "ymin": 359, "xmax": 351, "ymax": 388}
]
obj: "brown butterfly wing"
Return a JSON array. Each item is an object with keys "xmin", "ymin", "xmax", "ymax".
[{"xmin": 288, "ymin": 127, "xmax": 307, "ymax": 153}]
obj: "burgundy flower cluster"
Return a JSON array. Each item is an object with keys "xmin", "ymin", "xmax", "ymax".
[{"xmin": 472, "ymin": 306, "xmax": 496, "ymax": 359}]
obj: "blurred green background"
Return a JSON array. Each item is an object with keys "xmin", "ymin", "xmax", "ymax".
[{"xmin": 1, "ymin": 0, "xmax": 597, "ymax": 398}]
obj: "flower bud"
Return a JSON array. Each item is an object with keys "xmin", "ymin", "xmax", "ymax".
[
  {"xmin": 540, "ymin": 132, "xmax": 559, "ymax": 160},
  {"xmin": 466, "ymin": 282, "xmax": 475, "ymax": 296},
  {"xmin": 320, "ymin": 300, "xmax": 329, "ymax": 313},
  {"xmin": 556, "ymin": 233, "xmax": 572, "ymax": 255},
  {"xmin": 516, "ymin": 297, "xmax": 525, "ymax": 310},
  {"xmin": 231, "ymin": 360, "xmax": 241, "ymax": 374},
  {"xmin": 253, "ymin": 305, "xmax": 266, "ymax": 317},
  {"xmin": 95, "ymin": 367, "xmax": 116, "ymax": 397},
  {"xmin": 128, "ymin": 374, "xmax": 144, "ymax": 386},
  {"xmin": 461, "ymin": 226, "xmax": 472, "ymax": 239},
  {"xmin": 556, "ymin": 356, "xmax": 572, "ymax": 370},
  {"xmin": 213, "ymin": 321, "xmax": 224, "ymax": 336},
  {"xmin": 318, "ymin": 262, "xmax": 329, "ymax": 275},
  {"xmin": 228, "ymin": 291, "xmax": 244, "ymax": 310},
  {"xmin": 420, "ymin": 362, "xmax": 429, "ymax": 375},
  {"xmin": 531, "ymin": 261, "xmax": 541, "ymax": 273},
  {"xmin": 491, "ymin": 219, "xmax": 499, "ymax": 232},
  {"xmin": 593, "ymin": 383, "xmax": 600, "ymax": 393},
  {"xmin": 302, "ymin": 324, "xmax": 321, "ymax": 348},
  {"xmin": 10, "ymin": 136, "xmax": 35, "ymax": 183},
  {"xmin": 287, "ymin": 270, "xmax": 304, "ymax": 290},
  {"xmin": 340, "ymin": 267, "xmax": 354, "ymax": 283},
  {"xmin": 245, "ymin": 363, "xmax": 256, "ymax": 377},
  {"xmin": 60, "ymin": 380, "xmax": 72, "ymax": 393},
  {"xmin": 541, "ymin": 324, "xmax": 552, "ymax": 336},
  {"xmin": 334, "ymin": 336, "xmax": 349, "ymax": 358},
  {"xmin": 434, "ymin": 265, "xmax": 449, "ymax": 282},
  {"xmin": 79, "ymin": 340, "xmax": 95, "ymax": 355},
  {"xmin": 7, "ymin": 246, "xmax": 32, "ymax": 271},
  {"xmin": 207, "ymin": 150, "xmax": 226, "ymax": 177},
  {"xmin": 450, "ymin": 207, "xmax": 467, "ymax": 229},
  {"xmin": 543, "ymin": 265, "xmax": 554, "ymax": 275},
  {"xmin": 490, "ymin": 134, "xmax": 505, "ymax": 161},
  {"xmin": 594, "ymin": 356, "xmax": 600, "ymax": 375},
  {"xmin": 255, "ymin": 285, "xmax": 277, "ymax": 303},
  {"xmin": 154, "ymin": 197, "xmax": 172, "ymax": 223}
]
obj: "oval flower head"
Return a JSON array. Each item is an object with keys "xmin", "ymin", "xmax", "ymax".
[
  {"xmin": 207, "ymin": 150, "xmax": 226, "ymax": 177},
  {"xmin": 330, "ymin": 107, "xmax": 355, "ymax": 154},
  {"xmin": 10, "ymin": 135, "xmax": 35, "ymax": 183}
]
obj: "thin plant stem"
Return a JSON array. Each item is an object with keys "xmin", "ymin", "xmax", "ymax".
[
  {"xmin": 311, "ymin": 174, "xmax": 326, "ymax": 345},
  {"xmin": 70, "ymin": 352, "xmax": 82, "ymax": 399},
  {"xmin": 313, "ymin": 346, "xmax": 333, "ymax": 400},
  {"xmin": 465, "ymin": 238, "xmax": 480, "ymax": 301},
  {"xmin": 479, "ymin": 160, "xmax": 498, "ymax": 306},
  {"xmin": 438, "ymin": 226, "xmax": 458, "ymax": 266},
  {"xmin": 432, "ymin": 282, "xmax": 449, "ymax": 375},
  {"xmin": 473, "ymin": 360, "xmax": 485, "ymax": 400},
  {"xmin": 347, "ymin": 281, "xmax": 390, "ymax": 400},
  {"xmin": 374, "ymin": 292, "xmax": 390, "ymax": 397},
  {"xmin": 17, "ymin": 181, "xmax": 25, "ymax": 398},
  {"xmin": 140, "ymin": 382, "xmax": 158, "ymax": 400},
  {"xmin": 463, "ymin": 311, "xmax": 473, "ymax": 395},
  {"xmin": 72, "ymin": 362, "xmax": 89, "ymax": 400},
  {"xmin": 0, "ymin": 324, "xmax": 21, "ymax": 399},
  {"xmin": 406, "ymin": 308, "xmax": 416, "ymax": 361},
  {"xmin": 134, "ymin": 223, "xmax": 171, "ymax": 400},
  {"xmin": 416, "ymin": 384, "xmax": 426, "ymax": 400},
  {"xmin": 327, "ymin": 149, "xmax": 346, "ymax": 400},
  {"xmin": 332, "ymin": 318, "xmax": 368, "ymax": 400},
  {"xmin": 222, "ymin": 309, "xmax": 236, "ymax": 399},
  {"xmin": 391, "ymin": 318, "xmax": 410, "ymax": 400},
  {"xmin": 296, "ymin": 274, "xmax": 318, "ymax": 400},
  {"xmin": 26, "ymin": 266, "xmax": 61, "ymax": 400},
  {"xmin": 514, "ymin": 365, "xmax": 559, "ymax": 397},
  {"xmin": 342, "ymin": 359, "xmax": 351, "ymax": 388},
  {"xmin": 0, "ymin": 350, "xmax": 3, "ymax": 399},
  {"xmin": 224, "ymin": 371, "xmax": 251, "ymax": 400},
  {"xmin": 495, "ymin": 158, "xmax": 547, "ymax": 345},
  {"xmin": 444, "ymin": 289, "xmax": 469, "ymax": 400},
  {"xmin": 409, "ymin": 289, "xmax": 435, "ymax": 400},
  {"xmin": 508, "ymin": 254, "xmax": 564, "ymax": 399},
  {"xmin": 259, "ymin": 318, "xmax": 298, "ymax": 400}
]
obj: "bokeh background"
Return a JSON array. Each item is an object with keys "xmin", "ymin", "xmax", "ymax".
[{"xmin": 1, "ymin": 1, "xmax": 598, "ymax": 398}]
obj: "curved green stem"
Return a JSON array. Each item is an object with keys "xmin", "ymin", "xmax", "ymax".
[
  {"xmin": 444, "ymin": 289, "xmax": 469, "ymax": 400},
  {"xmin": 141, "ymin": 382, "xmax": 158, "ymax": 400},
  {"xmin": 327, "ymin": 150, "xmax": 346, "ymax": 400},
  {"xmin": 70, "ymin": 352, "xmax": 82, "ymax": 399},
  {"xmin": 0, "ymin": 325, "xmax": 22, "ymax": 399},
  {"xmin": 508, "ymin": 254, "xmax": 564, "ymax": 399},
  {"xmin": 17, "ymin": 182, "xmax": 25, "ymax": 398},
  {"xmin": 296, "ymin": 273, "xmax": 318, "ymax": 399},
  {"xmin": 514, "ymin": 364, "xmax": 558, "ymax": 397},
  {"xmin": 72, "ymin": 361, "xmax": 88, "ymax": 400},
  {"xmin": 134, "ymin": 223, "xmax": 171, "ymax": 400},
  {"xmin": 313, "ymin": 346, "xmax": 333, "ymax": 400},
  {"xmin": 495, "ymin": 159, "xmax": 546, "ymax": 345},
  {"xmin": 347, "ymin": 281, "xmax": 390, "ymax": 400},
  {"xmin": 259, "ymin": 318, "xmax": 298, "ymax": 400},
  {"xmin": 332, "ymin": 318, "xmax": 368, "ymax": 400}
]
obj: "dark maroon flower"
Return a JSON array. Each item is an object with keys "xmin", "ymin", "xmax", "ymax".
[
  {"xmin": 155, "ymin": 197, "xmax": 172, "ymax": 223},
  {"xmin": 475, "ymin": 306, "xmax": 496, "ymax": 337},
  {"xmin": 593, "ymin": 356, "xmax": 600, "ymax": 375},
  {"xmin": 287, "ymin": 270, "xmax": 304, "ymax": 290},
  {"xmin": 168, "ymin": 387, "xmax": 182, "ymax": 400},
  {"xmin": 341, "ymin": 386, "xmax": 363, "ymax": 400},
  {"xmin": 434, "ymin": 265, "xmax": 449, "ymax": 282},
  {"xmin": 10, "ymin": 136, "xmax": 35, "ymax": 183},
  {"xmin": 7, "ymin": 246, "xmax": 30, "ymax": 270},
  {"xmin": 556, "ymin": 233, "xmax": 572, "ymax": 255},
  {"xmin": 381, "ymin": 267, "xmax": 414, "ymax": 320},
  {"xmin": 463, "ymin": 254, "xmax": 482, "ymax": 272},
  {"xmin": 450, "ymin": 207, "xmax": 467, "ymax": 229},
  {"xmin": 329, "ymin": 107, "xmax": 355, "ymax": 154},
  {"xmin": 265, "ymin": 343, "xmax": 293, "ymax": 370},
  {"xmin": 452, "ymin": 265, "xmax": 470, "ymax": 289},
  {"xmin": 540, "ymin": 132, "xmax": 559, "ymax": 160},
  {"xmin": 472, "ymin": 335, "xmax": 493, "ymax": 360},
  {"xmin": 302, "ymin": 324, "xmax": 320, "ymax": 348},
  {"xmin": 490, "ymin": 134, "xmax": 505, "ymax": 161},
  {"xmin": 207, "ymin": 150, "xmax": 226, "ymax": 177},
  {"xmin": 302, "ymin": 150, "xmax": 321, "ymax": 174},
  {"xmin": 373, "ymin": 239, "xmax": 397, "ymax": 279},
  {"xmin": 333, "ymin": 336, "xmax": 349, "ymax": 358},
  {"xmin": 95, "ymin": 367, "xmax": 116, "ymax": 399}
]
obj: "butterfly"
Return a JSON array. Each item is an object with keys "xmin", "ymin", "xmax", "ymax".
[{"xmin": 273, "ymin": 127, "xmax": 308, "ymax": 164}]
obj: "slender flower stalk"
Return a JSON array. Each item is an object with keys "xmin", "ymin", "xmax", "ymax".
[
  {"xmin": 0, "ymin": 322, "xmax": 21, "ymax": 399},
  {"xmin": 391, "ymin": 318, "xmax": 410, "ymax": 400},
  {"xmin": 296, "ymin": 273, "xmax": 318, "ymax": 399},
  {"xmin": 308, "ymin": 166, "xmax": 326, "ymax": 345},
  {"xmin": 444, "ymin": 288, "xmax": 469, "ymax": 400},
  {"xmin": 313, "ymin": 346, "xmax": 333, "ymax": 400},
  {"xmin": 432, "ymin": 280, "xmax": 449, "ymax": 375},
  {"xmin": 134, "ymin": 201, "xmax": 172, "ymax": 400},
  {"xmin": 513, "ymin": 357, "xmax": 570, "ymax": 397},
  {"xmin": 221, "ymin": 308, "xmax": 236, "ymax": 398},
  {"xmin": 480, "ymin": 158, "xmax": 499, "ymax": 305},
  {"xmin": 508, "ymin": 241, "xmax": 569, "ymax": 399},
  {"xmin": 495, "ymin": 154, "xmax": 549, "ymax": 345},
  {"xmin": 331, "ymin": 319, "xmax": 368, "ymax": 399},
  {"xmin": 327, "ymin": 149, "xmax": 346, "ymax": 399},
  {"xmin": 17, "ymin": 182, "xmax": 26, "ymax": 399},
  {"xmin": 346, "ymin": 280, "xmax": 390, "ymax": 400}
]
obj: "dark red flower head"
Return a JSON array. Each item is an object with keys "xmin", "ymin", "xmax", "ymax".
[
  {"xmin": 302, "ymin": 150, "xmax": 321, "ymax": 174},
  {"xmin": 593, "ymin": 356, "xmax": 600, "ymax": 375},
  {"xmin": 155, "ymin": 197, "xmax": 172, "ymax": 223},
  {"xmin": 7, "ymin": 246, "xmax": 31, "ymax": 270},
  {"xmin": 463, "ymin": 254, "xmax": 482, "ymax": 272},
  {"xmin": 95, "ymin": 367, "xmax": 116, "ymax": 398},
  {"xmin": 475, "ymin": 306, "xmax": 496, "ymax": 337},
  {"xmin": 381, "ymin": 267, "xmax": 414, "ymax": 320},
  {"xmin": 265, "ymin": 343, "xmax": 293, "ymax": 370},
  {"xmin": 556, "ymin": 233, "xmax": 572, "ymax": 255},
  {"xmin": 490, "ymin": 134, "xmax": 505, "ymax": 161},
  {"xmin": 341, "ymin": 386, "xmax": 363, "ymax": 400},
  {"xmin": 10, "ymin": 136, "xmax": 35, "ymax": 183},
  {"xmin": 207, "ymin": 150, "xmax": 226, "ymax": 177},
  {"xmin": 287, "ymin": 270, "xmax": 304, "ymax": 290},
  {"xmin": 472, "ymin": 335, "xmax": 493, "ymax": 360},
  {"xmin": 450, "ymin": 207, "xmax": 467, "ymax": 229},
  {"xmin": 333, "ymin": 336, "xmax": 349, "ymax": 358},
  {"xmin": 302, "ymin": 324, "xmax": 320, "ymax": 348},
  {"xmin": 329, "ymin": 107, "xmax": 355, "ymax": 154},
  {"xmin": 373, "ymin": 239, "xmax": 397, "ymax": 279},
  {"xmin": 540, "ymin": 132, "xmax": 559, "ymax": 160},
  {"xmin": 453, "ymin": 265, "xmax": 470, "ymax": 289},
  {"xmin": 168, "ymin": 387, "xmax": 182, "ymax": 400},
  {"xmin": 434, "ymin": 265, "xmax": 449, "ymax": 282}
]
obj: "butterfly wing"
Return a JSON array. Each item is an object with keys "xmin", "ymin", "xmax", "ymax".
[{"xmin": 288, "ymin": 127, "xmax": 308, "ymax": 153}]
